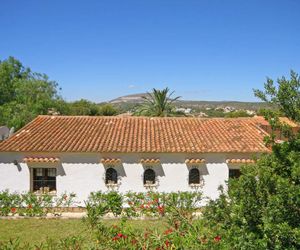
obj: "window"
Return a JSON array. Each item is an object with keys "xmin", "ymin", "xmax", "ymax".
[
  {"xmin": 144, "ymin": 169, "xmax": 156, "ymax": 185},
  {"xmin": 33, "ymin": 168, "xmax": 56, "ymax": 192},
  {"xmin": 105, "ymin": 168, "xmax": 118, "ymax": 184},
  {"xmin": 189, "ymin": 168, "xmax": 200, "ymax": 185},
  {"xmin": 229, "ymin": 169, "xmax": 241, "ymax": 179}
]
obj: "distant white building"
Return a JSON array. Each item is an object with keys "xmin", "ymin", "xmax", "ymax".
[
  {"xmin": 176, "ymin": 107, "xmax": 192, "ymax": 114},
  {"xmin": 245, "ymin": 110, "xmax": 256, "ymax": 115},
  {"xmin": 223, "ymin": 106, "xmax": 236, "ymax": 113},
  {"xmin": 198, "ymin": 112, "xmax": 208, "ymax": 117}
]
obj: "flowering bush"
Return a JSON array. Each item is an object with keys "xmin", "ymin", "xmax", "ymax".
[
  {"xmin": 83, "ymin": 191, "xmax": 220, "ymax": 249},
  {"xmin": 85, "ymin": 191, "xmax": 123, "ymax": 227},
  {"xmin": 124, "ymin": 191, "xmax": 202, "ymax": 218},
  {"xmin": 85, "ymin": 201, "xmax": 225, "ymax": 249},
  {"xmin": 52, "ymin": 192, "xmax": 77, "ymax": 215},
  {"xmin": 0, "ymin": 190, "xmax": 22, "ymax": 216},
  {"xmin": 85, "ymin": 191, "xmax": 202, "ymax": 221},
  {"xmin": 124, "ymin": 191, "xmax": 168, "ymax": 217},
  {"xmin": 0, "ymin": 190, "xmax": 77, "ymax": 217}
]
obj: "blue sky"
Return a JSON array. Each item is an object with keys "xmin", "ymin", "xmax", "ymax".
[{"xmin": 1, "ymin": 0, "xmax": 299, "ymax": 102}]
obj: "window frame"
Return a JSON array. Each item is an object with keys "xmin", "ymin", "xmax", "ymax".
[
  {"xmin": 229, "ymin": 169, "xmax": 241, "ymax": 179},
  {"xmin": 31, "ymin": 167, "xmax": 57, "ymax": 194},
  {"xmin": 105, "ymin": 167, "xmax": 118, "ymax": 185},
  {"xmin": 143, "ymin": 168, "xmax": 156, "ymax": 185},
  {"xmin": 188, "ymin": 167, "xmax": 200, "ymax": 185}
]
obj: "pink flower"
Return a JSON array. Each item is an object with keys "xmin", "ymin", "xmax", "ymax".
[
  {"xmin": 157, "ymin": 205, "xmax": 165, "ymax": 214},
  {"xmin": 214, "ymin": 235, "xmax": 221, "ymax": 242},
  {"xmin": 164, "ymin": 228, "xmax": 173, "ymax": 235},
  {"xmin": 11, "ymin": 207, "xmax": 17, "ymax": 213},
  {"xmin": 112, "ymin": 233, "xmax": 127, "ymax": 240},
  {"xmin": 165, "ymin": 240, "xmax": 171, "ymax": 248}
]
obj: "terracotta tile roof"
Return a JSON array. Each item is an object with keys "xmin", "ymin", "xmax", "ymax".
[
  {"xmin": 100, "ymin": 158, "xmax": 121, "ymax": 164},
  {"xmin": 185, "ymin": 158, "xmax": 206, "ymax": 164},
  {"xmin": 0, "ymin": 115, "xmax": 270, "ymax": 153},
  {"xmin": 140, "ymin": 158, "xmax": 161, "ymax": 164},
  {"xmin": 226, "ymin": 158, "xmax": 256, "ymax": 164},
  {"xmin": 23, "ymin": 156, "xmax": 60, "ymax": 163}
]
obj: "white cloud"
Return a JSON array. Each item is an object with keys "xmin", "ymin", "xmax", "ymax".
[{"xmin": 128, "ymin": 84, "xmax": 135, "ymax": 89}]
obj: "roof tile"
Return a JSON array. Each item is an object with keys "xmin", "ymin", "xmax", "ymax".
[{"xmin": 0, "ymin": 115, "xmax": 271, "ymax": 153}]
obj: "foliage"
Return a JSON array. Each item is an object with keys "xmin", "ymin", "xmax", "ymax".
[
  {"xmin": 0, "ymin": 190, "xmax": 77, "ymax": 217},
  {"xmin": 0, "ymin": 190, "xmax": 226, "ymax": 249},
  {"xmin": 0, "ymin": 236, "xmax": 84, "ymax": 250},
  {"xmin": 0, "ymin": 190, "xmax": 21, "ymax": 216},
  {"xmin": 0, "ymin": 218, "xmax": 165, "ymax": 247},
  {"xmin": 124, "ymin": 191, "xmax": 168, "ymax": 218},
  {"xmin": 202, "ymin": 145, "xmax": 300, "ymax": 249},
  {"xmin": 85, "ymin": 191, "xmax": 202, "ymax": 222},
  {"xmin": 254, "ymin": 70, "xmax": 300, "ymax": 122},
  {"xmin": 85, "ymin": 191, "xmax": 123, "ymax": 227},
  {"xmin": 83, "ymin": 191, "xmax": 226, "ymax": 249},
  {"xmin": 68, "ymin": 99, "xmax": 101, "ymax": 116},
  {"xmin": 0, "ymin": 57, "xmax": 120, "ymax": 131},
  {"xmin": 134, "ymin": 87, "xmax": 184, "ymax": 117},
  {"xmin": 99, "ymin": 103, "xmax": 118, "ymax": 116},
  {"xmin": 225, "ymin": 109, "xmax": 253, "ymax": 118},
  {"xmin": 200, "ymin": 71, "xmax": 300, "ymax": 249},
  {"xmin": 0, "ymin": 57, "xmax": 64, "ymax": 130},
  {"xmin": 61, "ymin": 100, "xmax": 119, "ymax": 116}
]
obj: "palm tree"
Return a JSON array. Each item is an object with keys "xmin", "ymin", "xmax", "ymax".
[{"xmin": 134, "ymin": 87, "xmax": 183, "ymax": 117}]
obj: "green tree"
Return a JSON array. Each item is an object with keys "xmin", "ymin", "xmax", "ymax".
[
  {"xmin": 254, "ymin": 70, "xmax": 300, "ymax": 121},
  {"xmin": 0, "ymin": 57, "xmax": 62, "ymax": 130},
  {"xmin": 134, "ymin": 87, "xmax": 183, "ymax": 117},
  {"xmin": 225, "ymin": 110, "xmax": 253, "ymax": 118},
  {"xmin": 68, "ymin": 99, "xmax": 100, "ymax": 116},
  {"xmin": 99, "ymin": 104, "xmax": 118, "ymax": 116},
  {"xmin": 202, "ymin": 72, "xmax": 300, "ymax": 249},
  {"xmin": 0, "ymin": 57, "xmax": 30, "ymax": 105}
]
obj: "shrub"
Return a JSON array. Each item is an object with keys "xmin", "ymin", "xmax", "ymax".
[
  {"xmin": 202, "ymin": 149, "xmax": 300, "ymax": 249},
  {"xmin": 123, "ymin": 191, "xmax": 202, "ymax": 218},
  {"xmin": 0, "ymin": 236, "xmax": 84, "ymax": 250},
  {"xmin": 85, "ymin": 191, "xmax": 123, "ymax": 227},
  {"xmin": 0, "ymin": 191, "xmax": 77, "ymax": 217},
  {"xmin": 0, "ymin": 190, "xmax": 22, "ymax": 216}
]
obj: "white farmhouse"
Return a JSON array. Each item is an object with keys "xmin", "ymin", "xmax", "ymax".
[{"xmin": 0, "ymin": 116, "xmax": 272, "ymax": 206}]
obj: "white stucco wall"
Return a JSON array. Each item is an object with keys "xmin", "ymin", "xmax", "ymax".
[{"xmin": 0, "ymin": 152, "xmax": 257, "ymax": 206}]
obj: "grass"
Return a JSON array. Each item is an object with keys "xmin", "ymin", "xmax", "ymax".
[{"xmin": 0, "ymin": 218, "xmax": 167, "ymax": 246}]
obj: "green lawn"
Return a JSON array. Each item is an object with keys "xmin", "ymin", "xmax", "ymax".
[{"xmin": 0, "ymin": 218, "xmax": 167, "ymax": 246}]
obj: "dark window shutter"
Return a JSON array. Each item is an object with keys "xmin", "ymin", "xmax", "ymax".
[
  {"xmin": 105, "ymin": 168, "xmax": 118, "ymax": 184},
  {"xmin": 189, "ymin": 168, "xmax": 200, "ymax": 184},
  {"xmin": 229, "ymin": 169, "xmax": 241, "ymax": 178},
  {"xmin": 144, "ymin": 169, "xmax": 156, "ymax": 184}
]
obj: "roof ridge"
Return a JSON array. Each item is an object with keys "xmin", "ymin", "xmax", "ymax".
[{"xmin": 37, "ymin": 115, "xmax": 257, "ymax": 121}]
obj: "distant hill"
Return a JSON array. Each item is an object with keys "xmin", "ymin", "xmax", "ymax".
[
  {"xmin": 109, "ymin": 93, "xmax": 269, "ymax": 111},
  {"xmin": 109, "ymin": 93, "xmax": 147, "ymax": 104}
]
